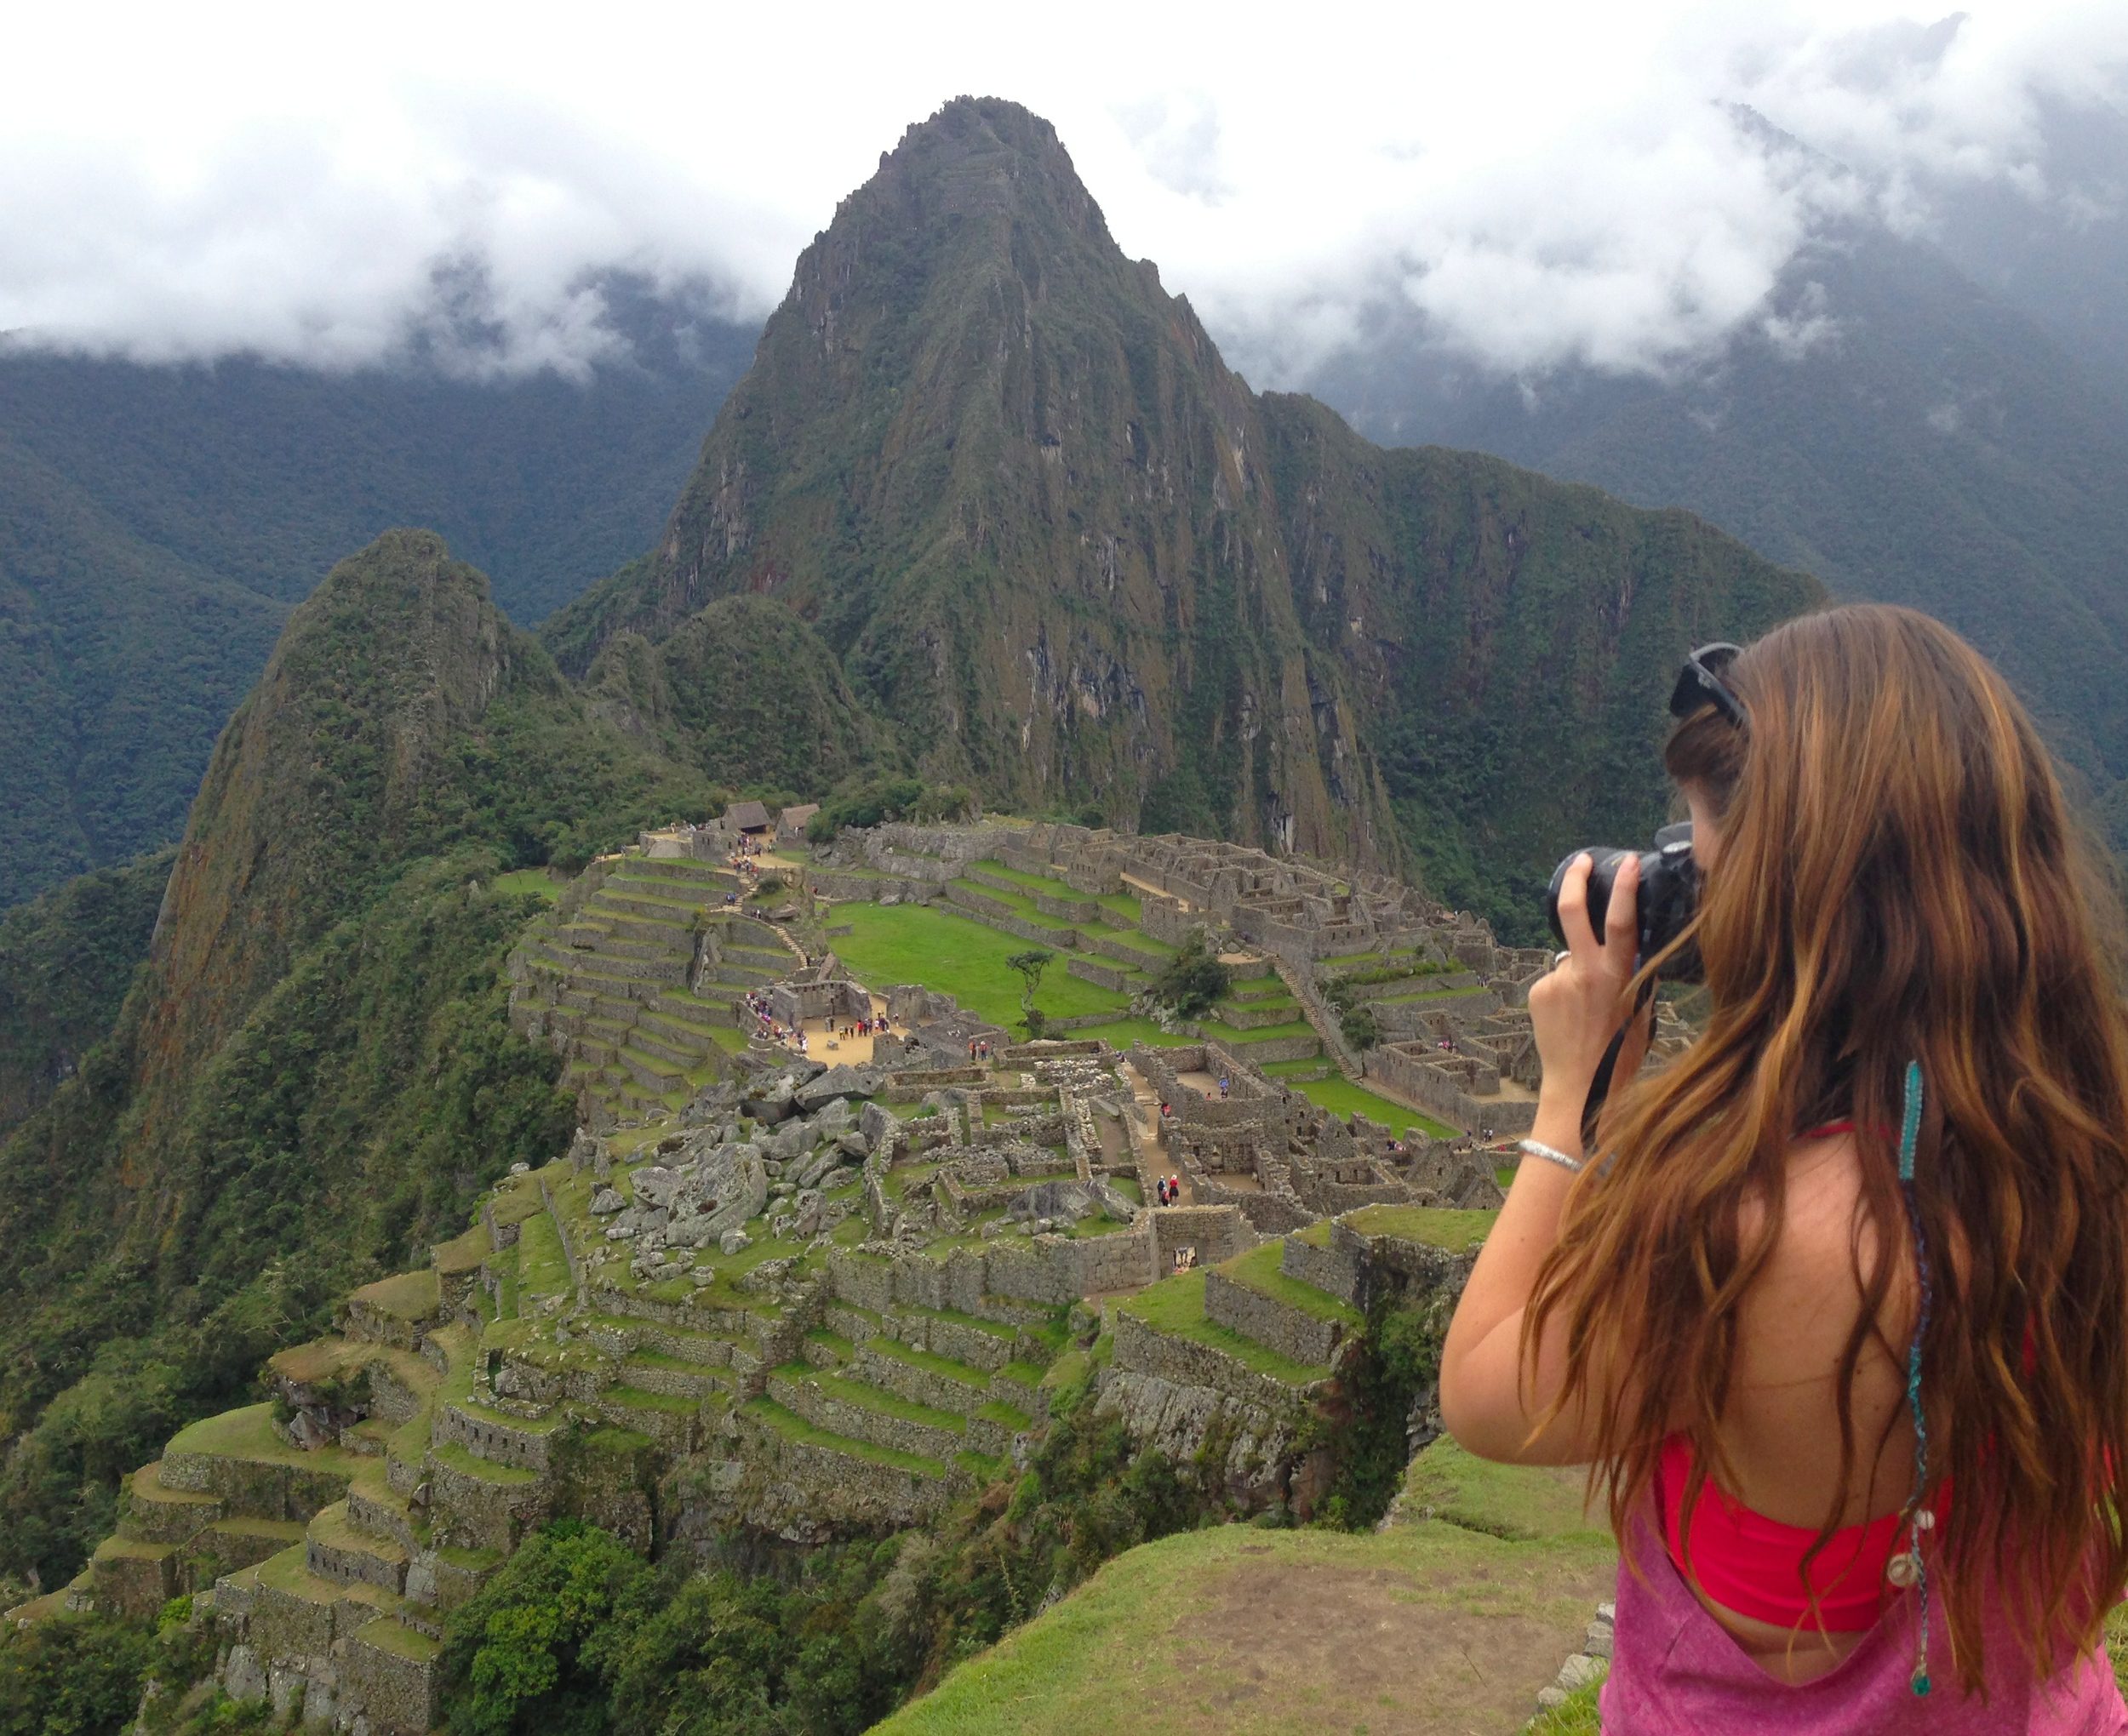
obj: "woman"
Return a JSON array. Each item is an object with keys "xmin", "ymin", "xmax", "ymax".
[{"xmin": 1441, "ymin": 606, "xmax": 2128, "ymax": 1731}]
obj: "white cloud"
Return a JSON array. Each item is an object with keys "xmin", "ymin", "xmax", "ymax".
[{"xmin": 0, "ymin": 0, "xmax": 2119, "ymax": 380}]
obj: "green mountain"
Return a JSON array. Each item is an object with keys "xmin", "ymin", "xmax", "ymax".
[
  {"xmin": 0, "ymin": 302, "xmax": 756, "ymax": 911},
  {"xmin": 0, "ymin": 530, "xmax": 720, "ymax": 1584},
  {"xmin": 0, "ymin": 846, "xmax": 171, "ymax": 1136},
  {"xmin": 551, "ymin": 96, "xmax": 1819, "ymax": 930},
  {"xmin": 583, "ymin": 594, "xmax": 887, "ymax": 795}
]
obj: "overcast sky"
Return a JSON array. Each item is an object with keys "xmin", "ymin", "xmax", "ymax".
[{"xmin": 3, "ymin": 1, "xmax": 2122, "ymax": 385}]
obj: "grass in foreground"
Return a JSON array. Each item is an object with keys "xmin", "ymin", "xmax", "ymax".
[{"xmin": 872, "ymin": 1453, "xmax": 1616, "ymax": 1736}]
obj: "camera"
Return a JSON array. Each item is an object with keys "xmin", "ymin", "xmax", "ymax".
[{"xmin": 1545, "ymin": 822, "xmax": 1703, "ymax": 981}]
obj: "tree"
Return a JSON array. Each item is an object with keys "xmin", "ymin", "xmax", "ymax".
[
  {"xmin": 1150, "ymin": 931, "xmax": 1230, "ymax": 1020},
  {"xmin": 442, "ymin": 1522, "xmax": 653, "ymax": 1736},
  {"xmin": 1004, "ymin": 950, "xmax": 1054, "ymax": 1041}
]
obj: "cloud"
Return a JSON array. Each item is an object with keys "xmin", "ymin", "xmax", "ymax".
[{"xmin": 0, "ymin": 0, "xmax": 2120, "ymax": 381}]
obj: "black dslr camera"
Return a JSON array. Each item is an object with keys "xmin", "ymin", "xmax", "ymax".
[{"xmin": 1544, "ymin": 822, "xmax": 1703, "ymax": 982}]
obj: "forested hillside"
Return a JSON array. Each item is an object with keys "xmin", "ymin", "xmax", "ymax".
[{"xmin": 0, "ymin": 303, "xmax": 755, "ymax": 910}]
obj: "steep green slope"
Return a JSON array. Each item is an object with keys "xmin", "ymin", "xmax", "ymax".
[
  {"xmin": 583, "ymin": 594, "xmax": 889, "ymax": 795},
  {"xmin": 0, "ymin": 847, "xmax": 172, "ymax": 1136},
  {"xmin": 0, "ymin": 306, "xmax": 756, "ymax": 911},
  {"xmin": 1261, "ymin": 398, "xmax": 1809, "ymax": 922},
  {"xmin": 1313, "ymin": 223, "xmax": 2128, "ymax": 810},
  {"xmin": 0, "ymin": 530, "xmax": 717, "ymax": 1586},
  {"xmin": 551, "ymin": 96, "xmax": 1818, "ymax": 932}
]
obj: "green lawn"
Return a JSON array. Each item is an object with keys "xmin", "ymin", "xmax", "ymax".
[
  {"xmin": 1058, "ymin": 1018, "xmax": 1193, "ymax": 1049},
  {"xmin": 492, "ymin": 868, "xmax": 559, "ymax": 902},
  {"xmin": 829, "ymin": 903, "xmax": 1135, "ymax": 1026},
  {"xmin": 1294, "ymin": 1075, "xmax": 1460, "ymax": 1139}
]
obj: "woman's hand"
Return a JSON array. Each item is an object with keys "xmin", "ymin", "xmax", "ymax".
[{"xmin": 1528, "ymin": 852, "xmax": 1645, "ymax": 1108}]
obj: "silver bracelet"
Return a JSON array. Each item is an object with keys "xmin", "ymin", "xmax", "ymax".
[{"xmin": 1518, "ymin": 1138, "xmax": 1584, "ymax": 1175}]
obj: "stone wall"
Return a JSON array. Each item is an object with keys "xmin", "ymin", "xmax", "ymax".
[
  {"xmin": 1280, "ymin": 1234, "xmax": 1363, "ymax": 1305},
  {"xmin": 1150, "ymin": 1205, "xmax": 1256, "ymax": 1266},
  {"xmin": 1363, "ymin": 1043, "xmax": 1536, "ymax": 1135},
  {"xmin": 1110, "ymin": 1309, "xmax": 1321, "ymax": 1413},
  {"xmin": 1202, "ymin": 1270, "xmax": 1345, "ymax": 1366}
]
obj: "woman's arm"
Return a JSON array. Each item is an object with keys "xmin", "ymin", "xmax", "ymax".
[{"xmin": 1439, "ymin": 854, "xmax": 1645, "ymax": 1465}]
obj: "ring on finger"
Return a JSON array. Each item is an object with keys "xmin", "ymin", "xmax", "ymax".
[{"xmin": 1553, "ymin": 949, "xmax": 1571, "ymax": 970}]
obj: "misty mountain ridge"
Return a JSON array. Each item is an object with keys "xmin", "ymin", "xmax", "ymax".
[{"xmin": 1302, "ymin": 100, "xmax": 2128, "ymax": 821}]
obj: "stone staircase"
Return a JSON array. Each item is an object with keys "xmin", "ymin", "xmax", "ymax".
[{"xmin": 512, "ymin": 852, "xmax": 802, "ymax": 1120}]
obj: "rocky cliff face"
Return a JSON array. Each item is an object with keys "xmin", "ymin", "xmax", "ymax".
[{"xmin": 548, "ymin": 98, "xmax": 1820, "ymax": 920}]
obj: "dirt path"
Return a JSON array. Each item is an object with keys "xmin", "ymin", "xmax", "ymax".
[{"xmin": 1119, "ymin": 1061, "xmax": 1192, "ymax": 1205}]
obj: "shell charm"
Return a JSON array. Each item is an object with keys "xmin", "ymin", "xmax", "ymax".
[{"xmin": 1888, "ymin": 1550, "xmax": 1919, "ymax": 1588}]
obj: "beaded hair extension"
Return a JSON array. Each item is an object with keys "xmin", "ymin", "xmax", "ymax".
[{"xmin": 1894, "ymin": 1059, "xmax": 1936, "ymax": 1696}]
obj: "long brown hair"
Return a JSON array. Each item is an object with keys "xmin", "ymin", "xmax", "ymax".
[{"xmin": 1525, "ymin": 603, "xmax": 2128, "ymax": 1689}]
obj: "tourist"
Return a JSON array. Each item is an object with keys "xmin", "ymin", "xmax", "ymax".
[
  {"xmin": 1439, "ymin": 610, "xmax": 2128, "ymax": 1726},
  {"xmin": 1218, "ymin": 1074, "xmax": 1229, "ymax": 1099}
]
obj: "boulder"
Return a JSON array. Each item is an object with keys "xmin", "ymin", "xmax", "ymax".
[
  {"xmin": 632, "ymin": 1167, "xmax": 685, "ymax": 1210},
  {"xmin": 744, "ymin": 1075, "xmax": 798, "ymax": 1126},
  {"xmin": 858, "ymin": 1099, "xmax": 901, "ymax": 1149},
  {"xmin": 792, "ymin": 1146, "xmax": 839, "ymax": 1190},
  {"xmin": 720, "ymin": 1230, "xmax": 752, "ymax": 1257},
  {"xmin": 589, "ymin": 1187, "xmax": 626, "ymax": 1216},
  {"xmin": 835, "ymin": 1129, "xmax": 869, "ymax": 1160},
  {"xmin": 1008, "ymin": 1179, "xmax": 1098, "ymax": 1225},
  {"xmin": 816, "ymin": 1167, "xmax": 859, "ymax": 1193},
  {"xmin": 794, "ymin": 1065, "xmax": 883, "ymax": 1112}
]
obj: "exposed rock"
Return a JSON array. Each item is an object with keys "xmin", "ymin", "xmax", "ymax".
[
  {"xmin": 720, "ymin": 1230, "xmax": 752, "ymax": 1256},
  {"xmin": 858, "ymin": 1099, "xmax": 901, "ymax": 1150},
  {"xmin": 632, "ymin": 1167, "xmax": 684, "ymax": 1209},
  {"xmin": 589, "ymin": 1187, "xmax": 626, "ymax": 1216},
  {"xmin": 835, "ymin": 1129, "xmax": 869, "ymax": 1160},
  {"xmin": 816, "ymin": 1166, "xmax": 859, "ymax": 1193},
  {"xmin": 794, "ymin": 1065, "xmax": 882, "ymax": 1111},
  {"xmin": 1009, "ymin": 1179, "xmax": 1097, "ymax": 1225}
]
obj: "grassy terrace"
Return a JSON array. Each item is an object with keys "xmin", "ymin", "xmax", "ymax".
[
  {"xmin": 1217, "ymin": 1242, "xmax": 1362, "ymax": 1328},
  {"xmin": 492, "ymin": 868, "xmax": 559, "ymax": 902},
  {"xmin": 166, "ymin": 1403, "xmax": 363, "ymax": 1472},
  {"xmin": 1194, "ymin": 1017, "xmax": 1318, "ymax": 1048},
  {"xmin": 1294, "ymin": 1075, "xmax": 1459, "ymax": 1139},
  {"xmin": 349, "ymin": 1268, "xmax": 440, "ymax": 1321},
  {"xmin": 1341, "ymin": 1203, "xmax": 1498, "ymax": 1252},
  {"xmin": 970, "ymin": 859, "xmax": 1085, "ymax": 899},
  {"xmin": 741, "ymin": 1397, "xmax": 950, "ymax": 1479},
  {"xmin": 829, "ymin": 903, "xmax": 1137, "ymax": 1027},
  {"xmin": 428, "ymin": 1441, "xmax": 539, "ymax": 1486},
  {"xmin": 1116, "ymin": 1272, "xmax": 1329, "ymax": 1386},
  {"xmin": 872, "ymin": 1441, "xmax": 1617, "ymax": 1736}
]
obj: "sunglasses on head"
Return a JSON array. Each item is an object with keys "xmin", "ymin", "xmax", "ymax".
[{"xmin": 1669, "ymin": 642, "xmax": 1748, "ymax": 732}]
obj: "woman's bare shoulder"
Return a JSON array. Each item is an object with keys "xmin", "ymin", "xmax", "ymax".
[{"xmin": 1736, "ymin": 1137, "xmax": 1900, "ymax": 1385}]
